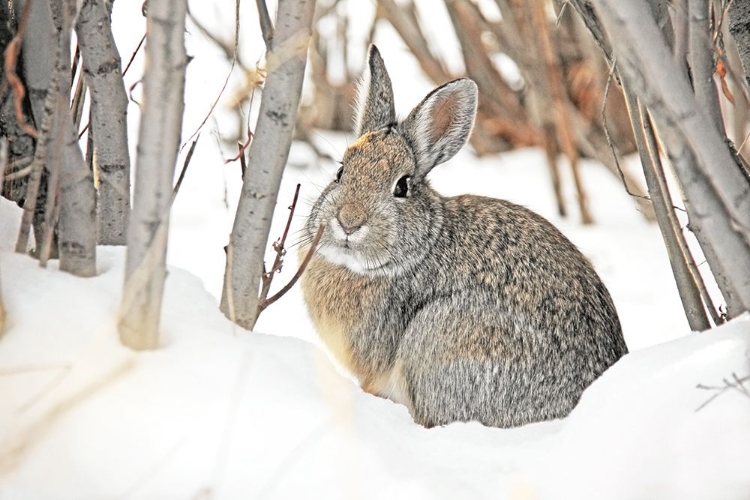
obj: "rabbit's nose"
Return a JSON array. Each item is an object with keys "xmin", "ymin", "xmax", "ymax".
[{"xmin": 337, "ymin": 216, "xmax": 362, "ymax": 236}]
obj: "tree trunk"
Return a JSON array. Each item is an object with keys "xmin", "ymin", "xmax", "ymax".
[
  {"xmin": 220, "ymin": 0, "xmax": 316, "ymax": 330},
  {"xmin": 587, "ymin": 0, "xmax": 750, "ymax": 317},
  {"xmin": 54, "ymin": 28, "xmax": 97, "ymax": 277},
  {"xmin": 119, "ymin": 0, "xmax": 187, "ymax": 350},
  {"xmin": 22, "ymin": 0, "xmax": 97, "ymax": 276},
  {"xmin": 76, "ymin": 0, "xmax": 131, "ymax": 245}
]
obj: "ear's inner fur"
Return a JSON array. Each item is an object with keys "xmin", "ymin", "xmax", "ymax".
[{"xmin": 429, "ymin": 94, "xmax": 461, "ymax": 147}]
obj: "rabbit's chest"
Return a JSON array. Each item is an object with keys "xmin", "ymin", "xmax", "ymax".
[{"xmin": 301, "ymin": 257, "xmax": 388, "ymax": 376}]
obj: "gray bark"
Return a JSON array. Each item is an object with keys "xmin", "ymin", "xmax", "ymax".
[
  {"xmin": 76, "ymin": 0, "xmax": 131, "ymax": 245},
  {"xmin": 56, "ymin": 35, "xmax": 97, "ymax": 276},
  {"xmin": 623, "ymin": 86, "xmax": 711, "ymax": 330},
  {"xmin": 688, "ymin": 0, "xmax": 724, "ymax": 133},
  {"xmin": 589, "ymin": 0, "xmax": 750, "ymax": 316},
  {"xmin": 19, "ymin": 0, "xmax": 97, "ymax": 276},
  {"xmin": 57, "ymin": 0, "xmax": 97, "ymax": 276},
  {"xmin": 220, "ymin": 0, "xmax": 316, "ymax": 329},
  {"xmin": 14, "ymin": 0, "xmax": 56, "ymax": 127},
  {"xmin": 119, "ymin": 0, "xmax": 187, "ymax": 350}
]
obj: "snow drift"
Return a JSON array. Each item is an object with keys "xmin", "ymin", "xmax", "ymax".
[{"xmin": 0, "ymin": 242, "xmax": 748, "ymax": 499}]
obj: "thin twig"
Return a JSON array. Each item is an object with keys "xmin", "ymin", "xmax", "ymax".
[
  {"xmin": 181, "ymin": 0, "xmax": 241, "ymax": 150},
  {"xmin": 530, "ymin": 0, "xmax": 592, "ymax": 223},
  {"xmin": 4, "ymin": 0, "xmax": 38, "ymax": 138},
  {"xmin": 15, "ymin": 59, "xmax": 62, "ymax": 255},
  {"xmin": 70, "ymin": 64, "xmax": 87, "ymax": 129},
  {"xmin": 224, "ymin": 127, "xmax": 253, "ymax": 164},
  {"xmin": 623, "ymin": 83, "xmax": 712, "ymax": 331},
  {"xmin": 257, "ymin": 224, "xmax": 324, "ymax": 315},
  {"xmin": 600, "ymin": 58, "xmax": 651, "ymax": 202},
  {"xmin": 642, "ymin": 108, "xmax": 722, "ymax": 326},
  {"xmin": 256, "ymin": 0, "xmax": 274, "ymax": 49},
  {"xmin": 78, "ymin": 33, "xmax": 146, "ymax": 139},
  {"xmin": 238, "ymin": 143, "xmax": 247, "ymax": 180},
  {"xmin": 173, "ymin": 133, "xmax": 200, "ymax": 196},
  {"xmin": 258, "ymin": 184, "xmax": 301, "ymax": 305},
  {"xmin": 123, "ymin": 33, "xmax": 147, "ymax": 76}
]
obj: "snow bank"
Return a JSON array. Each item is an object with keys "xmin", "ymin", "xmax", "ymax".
[{"xmin": 0, "ymin": 244, "xmax": 748, "ymax": 499}]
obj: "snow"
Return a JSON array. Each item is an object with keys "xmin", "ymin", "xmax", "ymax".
[
  {"xmin": 1, "ymin": 1, "xmax": 749, "ymax": 497},
  {"xmin": 0, "ymin": 239, "xmax": 749, "ymax": 499}
]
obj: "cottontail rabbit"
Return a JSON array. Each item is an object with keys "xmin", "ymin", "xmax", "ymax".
[{"xmin": 301, "ymin": 45, "xmax": 627, "ymax": 428}]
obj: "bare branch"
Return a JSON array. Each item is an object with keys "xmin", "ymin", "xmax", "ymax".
[
  {"xmin": 530, "ymin": 0, "xmax": 592, "ymax": 223},
  {"xmin": 256, "ymin": 0, "xmax": 274, "ymax": 49},
  {"xmin": 258, "ymin": 224, "xmax": 324, "ymax": 315},
  {"xmin": 3, "ymin": 0, "xmax": 38, "ymax": 138},
  {"xmin": 377, "ymin": 0, "xmax": 451, "ymax": 83},
  {"xmin": 623, "ymin": 86, "xmax": 712, "ymax": 330},
  {"xmin": 182, "ymin": 0, "xmax": 241, "ymax": 150},
  {"xmin": 258, "ymin": 183, "xmax": 300, "ymax": 306},
  {"xmin": 15, "ymin": 52, "xmax": 61, "ymax": 255}
]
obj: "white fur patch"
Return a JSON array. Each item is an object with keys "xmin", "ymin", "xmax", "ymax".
[
  {"xmin": 319, "ymin": 217, "xmax": 375, "ymax": 275},
  {"xmin": 318, "ymin": 246, "xmax": 371, "ymax": 275}
]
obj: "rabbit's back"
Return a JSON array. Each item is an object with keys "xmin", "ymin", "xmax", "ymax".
[{"xmin": 389, "ymin": 194, "xmax": 626, "ymax": 427}]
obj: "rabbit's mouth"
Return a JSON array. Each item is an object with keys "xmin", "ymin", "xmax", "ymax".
[
  {"xmin": 319, "ymin": 244, "xmax": 392, "ymax": 275},
  {"xmin": 320, "ymin": 240, "xmax": 389, "ymax": 275},
  {"xmin": 308, "ymin": 216, "xmax": 393, "ymax": 275},
  {"xmin": 317, "ymin": 222, "xmax": 392, "ymax": 275}
]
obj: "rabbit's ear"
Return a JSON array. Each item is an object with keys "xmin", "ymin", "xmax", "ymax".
[
  {"xmin": 354, "ymin": 45, "xmax": 396, "ymax": 136},
  {"xmin": 401, "ymin": 79, "xmax": 477, "ymax": 178}
]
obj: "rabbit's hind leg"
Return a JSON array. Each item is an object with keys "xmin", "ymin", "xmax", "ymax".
[
  {"xmin": 396, "ymin": 299, "xmax": 518, "ymax": 428},
  {"xmin": 360, "ymin": 360, "xmax": 414, "ymax": 414}
]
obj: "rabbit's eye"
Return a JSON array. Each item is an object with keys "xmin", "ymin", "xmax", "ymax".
[
  {"xmin": 335, "ymin": 166, "xmax": 343, "ymax": 183},
  {"xmin": 393, "ymin": 175, "xmax": 411, "ymax": 198}
]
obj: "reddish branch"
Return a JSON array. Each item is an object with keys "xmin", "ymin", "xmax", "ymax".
[
  {"xmin": 255, "ymin": 184, "xmax": 323, "ymax": 318},
  {"xmin": 4, "ymin": 0, "xmax": 38, "ymax": 138},
  {"xmin": 258, "ymin": 225, "xmax": 323, "ymax": 316}
]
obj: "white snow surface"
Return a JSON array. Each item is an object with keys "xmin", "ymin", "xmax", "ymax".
[{"xmin": 0, "ymin": 239, "xmax": 749, "ymax": 499}]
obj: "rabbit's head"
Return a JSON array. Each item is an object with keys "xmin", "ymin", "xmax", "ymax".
[{"xmin": 307, "ymin": 45, "xmax": 478, "ymax": 276}]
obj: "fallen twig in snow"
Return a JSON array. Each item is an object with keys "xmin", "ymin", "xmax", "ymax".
[
  {"xmin": 695, "ymin": 372, "xmax": 750, "ymax": 411},
  {"xmin": 0, "ymin": 357, "xmax": 135, "ymax": 475}
]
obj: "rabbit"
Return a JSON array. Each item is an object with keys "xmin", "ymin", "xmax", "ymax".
[{"xmin": 300, "ymin": 45, "xmax": 628, "ymax": 428}]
